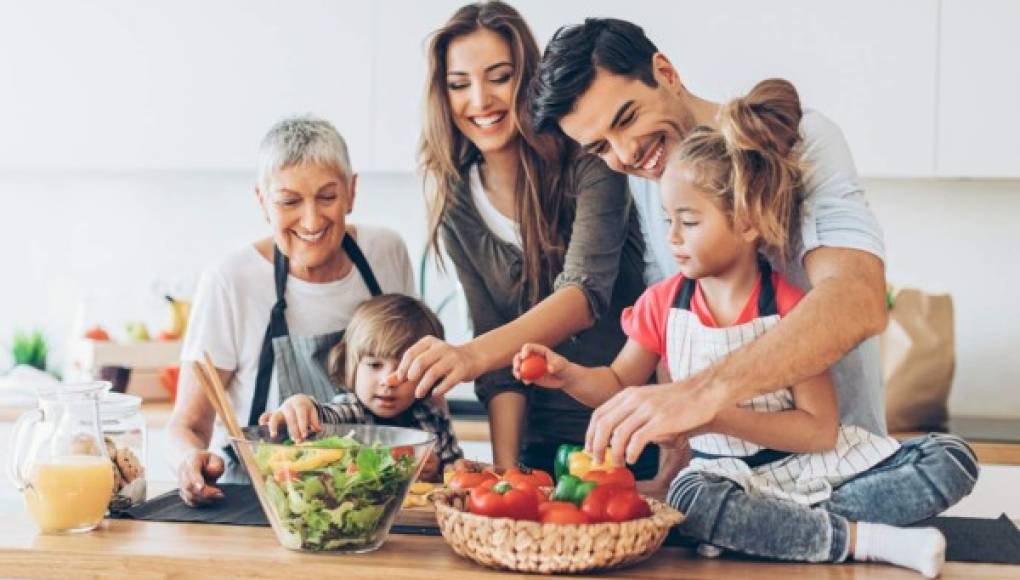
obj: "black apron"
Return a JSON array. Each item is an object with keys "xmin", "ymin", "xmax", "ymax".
[{"xmin": 223, "ymin": 234, "xmax": 382, "ymax": 481}]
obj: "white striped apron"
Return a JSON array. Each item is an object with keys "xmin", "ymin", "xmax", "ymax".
[{"xmin": 668, "ymin": 263, "xmax": 900, "ymax": 505}]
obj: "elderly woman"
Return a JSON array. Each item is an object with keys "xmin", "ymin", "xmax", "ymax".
[{"xmin": 167, "ymin": 116, "xmax": 415, "ymax": 505}]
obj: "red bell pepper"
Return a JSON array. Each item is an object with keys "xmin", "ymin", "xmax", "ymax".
[
  {"xmin": 468, "ymin": 480, "xmax": 540, "ymax": 521},
  {"xmin": 580, "ymin": 484, "xmax": 651, "ymax": 523}
]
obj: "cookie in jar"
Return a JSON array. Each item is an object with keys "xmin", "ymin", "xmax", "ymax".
[{"xmin": 99, "ymin": 392, "xmax": 147, "ymax": 510}]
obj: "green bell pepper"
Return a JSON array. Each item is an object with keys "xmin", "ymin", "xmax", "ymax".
[
  {"xmin": 551, "ymin": 474, "xmax": 597, "ymax": 506},
  {"xmin": 554, "ymin": 443, "xmax": 583, "ymax": 480}
]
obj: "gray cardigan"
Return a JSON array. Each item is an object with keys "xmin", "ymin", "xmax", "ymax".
[{"xmin": 440, "ymin": 155, "xmax": 647, "ymax": 445}]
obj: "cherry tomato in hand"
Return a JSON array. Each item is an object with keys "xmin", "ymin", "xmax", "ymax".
[{"xmin": 519, "ymin": 354, "xmax": 547, "ymax": 382}]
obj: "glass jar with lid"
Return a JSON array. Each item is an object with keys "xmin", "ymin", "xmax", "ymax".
[{"xmin": 99, "ymin": 392, "xmax": 147, "ymax": 510}]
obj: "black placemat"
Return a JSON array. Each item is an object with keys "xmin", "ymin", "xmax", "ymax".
[
  {"xmin": 913, "ymin": 513, "xmax": 1020, "ymax": 564},
  {"xmin": 112, "ymin": 484, "xmax": 440, "ymax": 536},
  {"xmin": 663, "ymin": 513, "xmax": 1020, "ymax": 564}
]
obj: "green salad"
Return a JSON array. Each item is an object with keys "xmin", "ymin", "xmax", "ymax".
[{"xmin": 253, "ymin": 433, "xmax": 417, "ymax": 551}]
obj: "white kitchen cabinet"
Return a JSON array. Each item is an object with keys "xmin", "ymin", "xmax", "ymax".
[
  {"xmin": 515, "ymin": 0, "xmax": 939, "ymax": 177},
  {"xmin": 937, "ymin": 0, "xmax": 1020, "ymax": 177},
  {"xmin": 369, "ymin": 0, "xmax": 467, "ymax": 174},
  {"xmin": 0, "ymin": 0, "xmax": 377, "ymax": 171},
  {"xmin": 0, "ymin": 1, "xmax": 949, "ymax": 177}
]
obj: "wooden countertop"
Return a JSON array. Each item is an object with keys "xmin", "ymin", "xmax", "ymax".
[
  {"xmin": 2, "ymin": 402, "xmax": 1016, "ymax": 462},
  {"xmin": 1, "ymin": 508, "xmax": 1015, "ymax": 579}
]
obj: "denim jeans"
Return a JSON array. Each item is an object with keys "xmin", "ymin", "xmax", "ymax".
[{"xmin": 666, "ymin": 433, "xmax": 979, "ymax": 562}]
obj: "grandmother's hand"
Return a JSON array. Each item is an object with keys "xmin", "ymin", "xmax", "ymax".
[
  {"xmin": 177, "ymin": 449, "xmax": 225, "ymax": 506},
  {"xmin": 395, "ymin": 336, "xmax": 484, "ymax": 399}
]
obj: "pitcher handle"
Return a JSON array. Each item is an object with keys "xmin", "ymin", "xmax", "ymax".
[{"xmin": 7, "ymin": 408, "xmax": 42, "ymax": 491}]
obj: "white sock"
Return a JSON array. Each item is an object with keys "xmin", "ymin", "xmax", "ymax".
[{"xmin": 853, "ymin": 522, "xmax": 946, "ymax": 578}]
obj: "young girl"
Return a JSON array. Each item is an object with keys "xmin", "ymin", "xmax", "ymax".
[
  {"xmin": 260, "ymin": 294, "xmax": 463, "ymax": 482},
  {"xmin": 515, "ymin": 79, "xmax": 977, "ymax": 577}
]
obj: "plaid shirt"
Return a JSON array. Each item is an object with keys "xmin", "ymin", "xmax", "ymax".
[{"xmin": 314, "ymin": 393, "xmax": 463, "ymax": 470}]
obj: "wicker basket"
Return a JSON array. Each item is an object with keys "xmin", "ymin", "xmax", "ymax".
[{"xmin": 432, "ymin": 488, "xmax": 684, "ymax": 574}]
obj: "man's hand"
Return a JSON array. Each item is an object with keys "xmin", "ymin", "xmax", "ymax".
[{"xmin": 585, "ymin": 381, "xmax": 723, "ymax": 466}]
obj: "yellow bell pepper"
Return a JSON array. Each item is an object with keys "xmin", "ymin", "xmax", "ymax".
[
  {"xmin": 567, "ymin": 448, "xmax": 615, "ymax": 478},
  {"xmin": 285, "ymin": 448, "xmax": 345, "ymax": 472},
  {"xmin": 409, "ymin": 482, "xmax": 435, "ymax": 495}
]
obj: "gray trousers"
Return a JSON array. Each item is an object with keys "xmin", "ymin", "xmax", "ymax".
[{"xmin": 666, "ymin": 433, "xmax": 979, "ymax": 562}]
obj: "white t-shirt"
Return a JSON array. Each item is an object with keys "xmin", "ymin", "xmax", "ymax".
[
  {"xmin": 181, "ymin": 224, "xmax": 415, "ymax": 456},
  {"xmin": 469, "ymin": 164, "xmax": 521, "ymax": 247},
  {"xmin": 628, "ymin": 108, "xmax": 888, "ymax": 436}
]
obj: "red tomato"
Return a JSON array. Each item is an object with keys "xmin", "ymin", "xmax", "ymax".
[
  {"xmin": 538, "ymin": 501, "xmax": 576, "ymax": 517},
  {"xmin": 605, "ymin": 492, "xmax": 652, "ymax": 522},
  {"xmin": 390, "ymin": 446, "xmax": 414, "ymax": 461},
  {"xmin": 468, "ymin": 480, "xmax": 540, "ymax": 521},
  {"xmin": 581, "ymin": 466, "xmax": 636, "ymax": 489},
  {"xmin": 447, "ymin": 469, "xmax": 499, "ymax": 490},
  {"xmin": 579, "ymin": 484, "xmax": 627, "ymax": 523},
  {"xmin": 518, "ymin": 354, "xmax": 547, "ymax": 382},
  {"xmin": 540, "ymin": 502, "xmax": 590, "ymax": 525},
  {"xmin": 508, "ymin": 479, "xmax": 549, "ymax": 503},
  {"xmin": 503, "ymin": 466, "xmax": 554, "ymax": 489}
]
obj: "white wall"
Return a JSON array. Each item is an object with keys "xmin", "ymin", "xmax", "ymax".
[{"xmin": 1, "ymin": 171, "xmax": 1018, "ymax": 417}]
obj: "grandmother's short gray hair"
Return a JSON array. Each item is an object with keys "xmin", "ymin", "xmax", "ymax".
[{"xmin": 257, "ymin": 115, "xmax": 353, "ymax": 190}]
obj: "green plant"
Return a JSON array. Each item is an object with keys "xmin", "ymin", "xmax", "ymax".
[{"xmin": 12, "ymin": 330, "xmax": 47, "ymax": 371}]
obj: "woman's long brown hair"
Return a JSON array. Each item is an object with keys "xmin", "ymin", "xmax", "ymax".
[{"xmin": 419, "ymin": 1, "xmax": 576, "ymax": 306}]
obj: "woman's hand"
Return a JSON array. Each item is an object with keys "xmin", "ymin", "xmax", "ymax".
[
  {"xmin": 258, "ymin": 394, "xmax": 322, "ymax": 443},
  {"xmin": 512, "ymin": 343, "xmax": 571, "ymax": 389},
  {"xmin": 396, "ymin": 336, "xmax": 485, "ymax": 399},
  {"xmin": 177, "ymin": 449, "xmax": 225, "ymax": 506}
]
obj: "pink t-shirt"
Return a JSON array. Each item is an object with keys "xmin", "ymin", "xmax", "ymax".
[{"xmin": 621, "ymin": 271, "xmax": 805, "ymax": 363}]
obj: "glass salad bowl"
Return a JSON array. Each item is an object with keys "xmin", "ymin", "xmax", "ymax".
[{"xmin": 231, "ymin": 423, "xmax": 435, "ymax": 553}]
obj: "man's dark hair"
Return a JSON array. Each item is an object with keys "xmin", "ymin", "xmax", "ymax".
[{"xmin": 530, "ymin": 18, "xmax": 659, "ymax": 134}]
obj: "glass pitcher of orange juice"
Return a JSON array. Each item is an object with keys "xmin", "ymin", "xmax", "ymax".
[{"xmin": 7, "ymin": 381, "xmax": 115, "ymax": 533}]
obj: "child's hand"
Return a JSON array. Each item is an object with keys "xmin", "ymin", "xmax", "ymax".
[
  {"xmin": 418, "ymin": 450, "xmax": 440, "ymax": 482},
  {"xmin": 257, "ymin": 394, "xmax": 322, "ymax": 443},
  {"xmin": 512, "ymin": 344, "xmax": 570, "ymax": 389}
]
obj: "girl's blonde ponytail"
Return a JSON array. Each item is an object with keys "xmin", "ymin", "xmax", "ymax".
[{"xmin": 719, "ymin": 78, "xmax": 804, "ymax": 257}]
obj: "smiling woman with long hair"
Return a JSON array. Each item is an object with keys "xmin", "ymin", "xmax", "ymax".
[{"xmin": 395, "ymin": 1, "xmax": 658, "ymax": 477}]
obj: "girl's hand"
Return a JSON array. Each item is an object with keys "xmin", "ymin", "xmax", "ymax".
[
  {"xmin": 512, "ymin": 344, "xmax": 570, "ymax": 389},
  {"xmin": 396, "ymin": 336, "xmax": 484, "ymax": 399},
  {"xmin": 258, "ymin": 394, "xmax": 322, "ymax": 443}
]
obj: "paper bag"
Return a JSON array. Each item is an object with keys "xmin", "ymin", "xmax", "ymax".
[{"xmin": 881, "ymin": 288, "xmax": 955, "ymax": 432}]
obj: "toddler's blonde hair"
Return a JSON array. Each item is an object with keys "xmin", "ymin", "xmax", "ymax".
[{"xmin": 327, "ymin": 294, "xmax": 445, "ymax": 390}]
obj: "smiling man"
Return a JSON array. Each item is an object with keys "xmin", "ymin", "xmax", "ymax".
[{"xmin": 529, "ymin": 18, "xmax": 892, "ymax": 467}]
